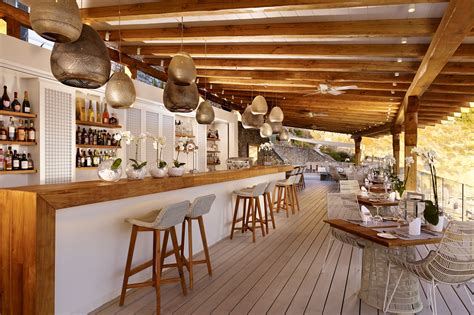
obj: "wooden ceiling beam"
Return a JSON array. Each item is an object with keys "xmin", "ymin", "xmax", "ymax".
[{"xmin": 81, "ymin": 1, "xmax": 447, "ymax": 21}]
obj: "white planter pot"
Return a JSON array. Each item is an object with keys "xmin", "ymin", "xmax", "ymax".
[
  {"xmin": 125, "ymin": 161, "xmax": 147, "ymax": 180},
  {"xmin": 428, "ymin": 215, "xmax": 445, "ymax": 232},
  {"xmin": 150, "ymin": 167, "xmax": 168, "ymax": 178},
  {"xmin": 168, "ymin": 167, "xmax": 185, "ymax": 177}
]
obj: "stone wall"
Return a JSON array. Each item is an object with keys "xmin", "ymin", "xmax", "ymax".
[
  {"xmin": 237, "ymin": 124, "xmax": 282, "ymax": 164},
  {"xmin": 273, "ymin": 144, "xmax": 334, "ymax": 165}
]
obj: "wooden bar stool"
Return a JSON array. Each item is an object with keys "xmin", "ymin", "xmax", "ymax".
[
  {"xmin": 178, "ymin": 194, "xmax": 216, "ymax": 289},
  {"xmin": 262, "ymin": 181, "xmax": 277, "ymax": 234},
  {"xmin": 230, "ymin": 182, "xmax": 268, "ymax": 242},
  {"xmin": 274, "ymin": 175, "xmax": 297, "ymax": 217},
  {"xmin": 119, "ymin": 200, "xmax": 190, "ymax": 314},
  {"xmin": 292, "ymin": 174, "xmax": 302, "ymax": 212}
]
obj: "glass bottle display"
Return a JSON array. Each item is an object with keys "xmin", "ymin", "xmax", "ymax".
[
  {"xmin": 2, "ymin": 86, "xmax": 11, "ymax": 111},
  {"xmin": 22, "ymin": 91, "xmax": 31, "ymax": 113}
]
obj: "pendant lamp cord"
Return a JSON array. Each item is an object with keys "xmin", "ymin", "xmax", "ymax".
[
  {"xmin": 204, "ymin": 40, "xmax": 207, "ymax": 100},
  {"xmin": 180, "ymin": 16, "xmax": 184, "ymax": 51},
  {"xmin": 118, "ymin": 0, "xmax": 123, "ymax": 65}
]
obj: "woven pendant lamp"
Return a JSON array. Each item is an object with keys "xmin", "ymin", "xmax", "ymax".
[
  {"xmin": 241, "ymin": 105, "xmax": 264, "ymax": 129},
  {"xmin": 168, "ymin": 52, "xmax": 197, "ymax": 86},
  {"xmin": 279, "ymin": 128, "xmax": 290, "ymax": 141},
  {"xmin": 106, "ymin": 71, "xmax": 136, "ymax": 109},
  {"xmin": 268, "ymin": 106, "xmax": 284, "ymax": 122},
  {"xmin": 260, "ymin": 123, "xmax": 273, "ymax": 138},
  {"xmin": 164, "ymin": 81, "xmax": 199, "ymax": 113},
  {"xmin": 30, "ymin": 0, "xmax": 82, "ymax": 43},
  {"xmin": 196, "ymin": 100, "xmax": 215, "ymax": 124},
  {"xmin": 50, "ymin": 24, "xmax": 111, "ymax": 89},
  {"xmin": 251, "ymin": 95, "xmax": 268, "ymax": 115}
]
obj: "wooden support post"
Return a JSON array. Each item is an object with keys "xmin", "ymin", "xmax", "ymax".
[
  {"xmin": 404, "ymin": 96, "xmax": 419, "ymax": 191},
  {"xmin": 391, "ymin": 125, "xmax": 401, "ymax": 175},
  {"xmin": 354, "ymin": 136, "xmax": 362, "ymax": 165},
  {"xmin": 4, "ymin": 17, "xmax": 20, "ymax": 39}
]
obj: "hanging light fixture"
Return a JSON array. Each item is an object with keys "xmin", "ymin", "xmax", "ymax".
[
  {"xmin": 168, "ymin": 18, "xmax": 196, "ymax": 86},
  {"xmin": 251, "ymin": 95, "xmax": 268, "ymax": 115},
  {"xmin": 269, "ymin": 106, "xmax": 284, "ymax": 123},
  {"xmin": 50, "ymin": 24, "xmax": 111, "ymax": 89},
  {"xmin": 164, "ymin": 81, "xmax": 199, "ymax": 113},
  {"xmin": 269, "ymin": 121, "xmax": 283, "ymax": 134},
  {"xmin": 105, "ymin": 1, "xmax": 136, "ymax": 109},
  {"xmin": 260, "ymin": 122, "xmax": 273, "ymax": 138},
  {"xmin": 195, "ymin": 41, "xmax": 214, "ymax": 124},
  {"xmin": 30, "ymin": 0, "xmax": 82, "ymax": 43},
  {"xmin": 279, "ymin": 128, "xmax": 289, "ymax": 141},
  {"xmin": 241, "ymin": 105, "xmax": 264, "ymax": 129}
]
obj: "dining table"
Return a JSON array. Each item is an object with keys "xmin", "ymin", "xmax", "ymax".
[
  {"xmin": 357, "ymin": 195, "xmax": 400, "ymax": 207},
  {"xmin": 324, "ymin": 219, "xmax": 443, "ymax": 313}
]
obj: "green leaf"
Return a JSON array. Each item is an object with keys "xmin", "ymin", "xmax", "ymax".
[
  {"xmin": 423, "ymin": 200, "xmax": 439, "ymax": 225},
  {"xmin": 111, "ymin": 158, "xmax": 122, "ymax": 170},
  {"xmin": 158, "ymin": 160, "xmax": 167, "ymax": 168},
  {"xmin": 129, "ymin": 158, "xmax": 138, "ymax": 165},
  {"xmin": 136, "ymin": 161, "xmax": 147, "ymax": 169}
]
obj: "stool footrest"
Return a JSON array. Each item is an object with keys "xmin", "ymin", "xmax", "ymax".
[
  {"xmin": 127, "ymin": 280, "xmax": 154, "ymax": 289},
  {"xmin": 161, "ymin": 277, "xmax": 183, "ymax": 284},
  {"xmin": 130, "ymin": 260, "xmax": 154, "ymax": 276}
]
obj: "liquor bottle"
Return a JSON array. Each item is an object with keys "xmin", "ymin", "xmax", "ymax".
[
  {"xmin": 20, "ymin": 152, "xmax": 28, "ymax": 170},
  {"xmin": 109, "ymin": 113, "xmax": 118, "ymax": 125},
  {"xmin": 16, "ymin": 119, "xmax": 26, "ymax": 142},
  {"xmin": 27, "ymin": 153, "xmax": 34, "ymax": 170},
  {"xmin": 0, "ymin": 121, "xmax": 7, "ymax": 140},
  {"xmin": 12, "ymin": 150, "xmax": 20, "ymax": 170},
  {"xmin": 96, "ymin": 101, "xmax": 102, "ymax": 123},
  {"xmin": 28, "ymin": 120, "xmax": 36, "ymax": 142},
  {"xmin": 86, "ymin": 150, "xmax": 92, "ymax": 167},
  {"xmin": 76, "ymin": 126, "xmax": 82, "ymax": 144},
  {"xmin": 93, "ymin": 130, "xmax": 98, "ymax": 146},
  {"xmin": 82, "ymin": 128, "xmax": 88, "ymax": 145},
  {"xmin": 2, "ymin": 86, "xmax": 11, "ymax": 111},
  {"xmin": 4, "ymin": 147, "xmax": 12, "ymax": 171},
  {"xmin": 79, "ymin": 99, "xmax": 86, "ymax": 121},
  {"xmin": 102, "ymin": 103, "xmax": 110, "ymax": 124},
  {"xmin": 8, "ymin": 117, "xmax": 15, "ymax": 141},
  {"xmin": 22, "ymin": 91, "xmax": 31, "ymax": 113},
  {"xmin": 88, "ymin": 100, "xmax": 95, "ymax": 122},
  {"xmin": 12, "ymin": 92, "xmax": 21, "ymax": 112},
  {"xmin": 107, "ymin": 133, "xmax": 112, "ymax": 146},
  {"xmin": 76, "ymin": 148, "xmax": 81, "ymax": 168},
  {"xmin": 0, "ymin": 148, "xmax": 4, "ymax": 171},
  {"xmin": 80, "ymin": 150, "xmax": 86, "ymax": 167},
  {"xmin": 93, "ymin": 150, "xmax": 100, "ymax": 167}
]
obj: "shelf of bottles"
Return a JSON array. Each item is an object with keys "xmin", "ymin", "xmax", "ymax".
[
  {"xmin": 0, "ymin": 86, "xmax": 37, "ymax": 174},
  {"xmin": 76, "ymin": 120, "xmax": 122, "ymax": 129},
  {"xmin": 175, "ymin": 119, "xmax": 194, "ymax": 138},
  {"xmin": 206, "ymin": 127, "xmax": 221, "ymax": 167}
]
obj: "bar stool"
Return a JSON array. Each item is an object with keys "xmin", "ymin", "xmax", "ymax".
[
  {"xmin": 119, "ymin": 200, "xmax": 190, "ymax": 314},
  {"xmin": 230, "ymin": 182, "xmax": 268, "ymax": 242},
  {"xmin": 262, "ymin": 181, "xmax": 277, "ymax": 234},
  {"xmin": 292, "ymin": 174, "xmax": 302, "ymax": 212},
  {"xmin": 179, "ymin": 194, "xmax": 216, "ymax": 289},
  {"xmin": 274, "ymin": 175, "xmax": 297, "ymax": 217}
]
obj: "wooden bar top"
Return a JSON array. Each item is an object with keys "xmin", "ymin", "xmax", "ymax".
[
  {"xmin": 3, "ymin": 165, "xmax": 293, "ymax": 210},
  {"xmin": 324, "ymin": 219, "xmax": 442, "ymax": 248}
]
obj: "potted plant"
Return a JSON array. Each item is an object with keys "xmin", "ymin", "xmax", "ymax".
[
  {"xmin": 169, "ymin": 138, "xmax": 186, "ymax": 177},
  {"xmin": 390, "ymin": 156, "xmax": 414, "ymax": 199},
  {"xmin": 412, "ymin": 147, "xmax": 444, "ymax": 231},
  {"xmin": 117, "ymin": 131, "xmax": 148, "ymax": 180},
  {"xmin": 149, "ymin": 135, "xmax": 167, "ymax": 178},
  {"xmin": 97, "ymin": 157, "xmax": 123, "ymax": 182},
  {"xmin": 259, "ymin": 142, "xmax": 273, "ymax": 166}
]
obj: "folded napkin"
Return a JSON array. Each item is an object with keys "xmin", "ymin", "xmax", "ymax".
[
  {"xmin": 388, "ymin": 191, "xmax": 396, "ymax": 201},
  {"xmin": 360, "ymin": 206, "xmax": 372, "ymax": 222},
  {"xmin": 409, "ymin": 218, "xmax": 421, "ymax": 236}
]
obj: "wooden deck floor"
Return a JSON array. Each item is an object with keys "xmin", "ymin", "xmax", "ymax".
[{"xmin": 91, "ymin": 177, "xmax": 473, "ymax": 315}]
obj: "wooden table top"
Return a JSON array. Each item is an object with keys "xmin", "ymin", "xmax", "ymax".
[
  {"xmin": 357, "ymin": 195, "xmax": 399, "ymax": 207},
  {"xmin": 324, "ymin": 219, "xmax": 443, "ymax": 248}
]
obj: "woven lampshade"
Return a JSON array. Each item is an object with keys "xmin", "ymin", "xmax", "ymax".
[
  {"xmin": 251, "ymin": 95, "xmax": 268, "ymax": 115},
  {"xmin": 279, "ymin": 128, "xmax": 289, "ymax": 141},
  {"xmin": 50, "ymin": 24, "xmax": 111, "ymax": 89},
  {"xmin": 106, "ymin": 71, "xmax": 136, "ymax": 109},
  {"xmin": 268, "ymin": 106, "xmax": 284, "ymax": 122},
  {"xmin": 30, "ymin": 0, "xmax": 82, "ymax": 43},
  {"xmin": 196, "ymin": 100, "xmax": 215, "ymax": 124},
  {"xmin": 168, "ymin": 52, "xmax": 197, "ymax": 86},
  {"xmin": 164, "ymin": 80, "xmax": 199, "ymax": 113},
  {"xmin": 260, "ymin": 123, "xmax": 273, "ymax": 138},
  {"xmin": 241, "ymin": 105, "xmax": 264, "ymax": 129},
  {"xmin": 269, "ymin": 121, "xmax": 283, "ymax": 134}
]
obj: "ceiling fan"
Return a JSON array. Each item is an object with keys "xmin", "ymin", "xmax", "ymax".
[{"xmin": 303, "ymin": 83, "xmax": 358, "ymax": 96}]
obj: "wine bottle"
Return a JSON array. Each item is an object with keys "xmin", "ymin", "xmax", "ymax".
[
  {"xmin": 16, "ymin": 119, "xmax": 26, "ymax": 142},
  {"xmin": 8, "ymin": 117, "xmax": 16, "ymax": 141},
  {"xmin": 76, "ymin": 148, "xmax": 81, "ymax": 168},
  {"xmin": 2, "ymin": 86, "xmax": 11, "ymax": 111},
  {"xmin": 88, "ymin": 100, "xmax": 95, "ymax": 122},
  {"xmin": 27, "ymin": 153, "xmax": 34, "ymax": 170},
  {"xmin": 4, "ymin": 147, "xmax": 12, "ymax": 171},
  {"xmin": 12, "ymin": 92, "xmax": 21, "ymax": 112},
  {"xmin": 0, "ymin": 148, "xmax": 4, "ymax": 171},
  {"xmin": 0, "ymin": 121, "xmax": 7, "ymax": 140},
  {"xmin": 20, "ymin": 152, "xmax": 28, "ymax": 170},
  {"xmin": 96, "ymin": 101, "xmax": 102, "ymax": 123},
  {"xmin": 22, "ymin": 91, "xmax": 31, "ymax": 113},
  {"xmin": 102, "ymin": 103, "xmax": 110, "ymax": 124},
  {"xmin": 28, "ymin": 120, "xmax": 36, "ymax": 142},
  {"xmin": 86, "ymin": 150, "xmax": 92, "ymax": 167},
  {"xmin": 12, "ymin": 150, "xmax": 20, "ymax": 170}
]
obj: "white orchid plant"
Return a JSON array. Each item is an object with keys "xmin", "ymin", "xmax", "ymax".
[
  {"xmin": 389, "ymin": 155, "xmax": 414, "ymax": 197},
  {"xmin": 149, "ymin": 135, "xmax": 167, "ymax": 169},
  {"xmin": 259, "ymin": 142, "xmax": 273, "ymax": 152},
  {"xmin": 174, "ymin": 137, "xmax": 198, "ymax": 168},
  {"xmin": 115, "ymin": 131, "xmax": 147, "ymax": 170},
  {"xmin": 411, "ymin": 147, "xmax": 441, "ymax": 225}
]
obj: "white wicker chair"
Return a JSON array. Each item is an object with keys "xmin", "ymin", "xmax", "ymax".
[
  {"xmin": 322, "ymin": 193, "xmax": 364, "ymax": 273},
  {"xmin": 386, "ymin": 220, "xmax": 474, "ymax": 314},
  {"xmin": 339, "ymin": 180, "xmax": 360, "ymax": 194}
]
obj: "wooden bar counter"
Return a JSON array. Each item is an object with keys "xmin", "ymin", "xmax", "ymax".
[{"xmin": 0, "ymin": 165, "xmax": 292, "ymax": 315}]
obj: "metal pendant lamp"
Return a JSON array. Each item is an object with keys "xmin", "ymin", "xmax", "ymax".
[
  {"xmin": 164, "ymin": 81, "xmax": 199, "ymax": 113},
  {"xmin": 50, "ymin": 24, "xmax": 111, "ymax": 89},
  {"xmin": 279, "ymin": 128, "xmax": 290, "ymax": 141},
  {"xmin": 251, "ymin": 95, "xmax": 268, "ymax": 115},
  {"xmin": 196, "ymin": 100, "xmax": 215, "ymax": 124},
  {"xmin": 106, "ymin": 71, "xmax": 136, "ymax": 109},
  {"xmin": 260, "ymin": 123, "xmax": 273, "ymax": 138},
  {"xmin": 241, "ymin": 105, "xmax": 264, "ymax": 129},
  {"xmin": 30, "ymin": 0, "xmax": 82, "ymax": 43},
  {"xmin": 269, "ymin": 106, "xmax": 284, "ymax": 122},
  {"xmin": 269, "ymin": 121, "xmax": 283, "ymax": 134},
  {"xmin": 168, "ymin": 52, "xmax": 197, "ymax": 86}
]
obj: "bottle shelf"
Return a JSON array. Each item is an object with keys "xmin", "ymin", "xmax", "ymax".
[
  {"xmin": 207, "ymin": 162, "xmax": 220, "ymax": 166},
  {"xmin": 0, "ymin": 110, "xmax": 36, "ymax": 119},
  {"xmin": 76, "ymin": 120, "xmax": 122, "ymax": 129},
  {"xmin": 207, "ymin": 150, "xmax": 221, "ymax": 153},
  {"xmin": 76, "ymin": 144, "xmax": 121, "ymax": 149},
  {"xmin": 207, "ymin": 138, "xmax": 220, "ymax": 141},
  {"xmin": 0, "ymin": 140, "xmax": 37, "ymax": 146},
  {"xmin": 175, "ymin": 133, "xmax": 194, "ymax": 138},
  {"xmin": 0, "ymin": 169, "xmax": 37, "ymax": 175},
  {"xmin": 76, "ymin": 167, "xmax": 98, "ymax": 170}
]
